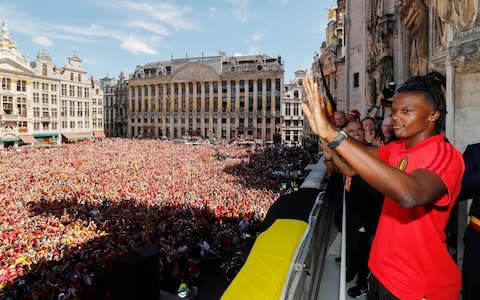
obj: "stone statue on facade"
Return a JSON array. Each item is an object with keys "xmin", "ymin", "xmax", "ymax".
[
  {"xmin": 377, "ymin": 0, "xmax": 384, "ymax": 18},
  {"xmin": 399, "ymin": 0, "xmax": 429, "ymax": 76},
  {"xmin": 1, "ymin": 21, "xmax": 9, "ymax": 39},
  {"xmin": 436, "ymin": 0, "xmax": 480, "ymax": 33}
]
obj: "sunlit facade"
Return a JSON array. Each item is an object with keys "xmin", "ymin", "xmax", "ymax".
[
  {"xmin": 128, "ymin": 53, "xmax": 284, "ymax": 142},
  {"xmin": 281, "ymin": 70, "xmax": 305, "ymax": 146},
  {"xmin": 0, "ymin": 22, "xmax": 104, "ymax": 148}
]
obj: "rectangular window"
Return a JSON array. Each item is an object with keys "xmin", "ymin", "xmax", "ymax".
[
  {"xmin": 33, "ymin": 107, "xmax": 40, "ymax": 117},
  {"xmin": 33, "ymin": 93, "xmax": 39, "ymax": 103},
  {"xmin": 51, "ymin": 95, "xmax": 57, "ymax": 105},
  {"xmin": 353, "ymin": 72, "xmax": 360, "ymax": 88},
  {"xmin": 17, "ymin": 97, "xmax": 27, "ymax": 116},
  {"xmin": 248, "ymin": 80, "xmax": 254, "ymax": 93},
  {"xmin": 16, "ymin": 80, "xmax": 27, "ymax": 92},
  {"xmin": 61, "ymin": 100, "xmax": 67, "ymax": 117},
  {"xmin": 61, "ymin": 84, "xmax": 67, "ymax": 96},
  {"xmin": 69, "ymin": 101, "xmax": 75, "ymax": 117},
  {"xmin": 2, "ymin": 78, "xmax": 11, "ymax": 90},
  {"xmin": 257, "ymin": 79, "xmax": 263, "ymax": 92},
  {"xmin": 204, "ymin": 82, "xmax": 210, "ymax": 94},
  {"xmin": 77, "ymin": 102, "xmax": 83, "ymax": 117},
  {"xmin": 266, "ymin": 79, "xmax": 272, "ymax": 92},
  {"xmin": 42, "ymin": 94, "xmax": 48, "ymax": 105},
  {"xmin": 2, "ymin": 96, "xmax": 13, "ymax": 114},
  {"xmin": 69, "ymin": 85, "xmax": 75, "ymax": 97},
  {"xmin": 34, "ymin": 122, "xmax": 40, "ymax": 130},
  {"xmin": 70, "ymin": 121, "xmax": 75, "ymax": 128},
  {"xmin": 42, "ymin": 107, "xmax": 49, "ymax": 117},
  {"xmin": 230, "ymin": 97, "xmax": 235, "ymax": 112}
]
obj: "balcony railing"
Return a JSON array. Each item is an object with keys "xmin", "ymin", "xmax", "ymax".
[{"xmin": 0, "ymin": 114, "xmax": 19, "ymax": 121}]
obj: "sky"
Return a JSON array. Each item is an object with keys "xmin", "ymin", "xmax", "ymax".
[{"xmin": 1, "ymin": 0, "xmax": 336, "ymax": 82}]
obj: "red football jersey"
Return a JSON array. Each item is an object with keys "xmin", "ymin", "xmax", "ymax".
[{"xmin": 369, "ymin": 135, "xmax": 464, "ymax": 300}]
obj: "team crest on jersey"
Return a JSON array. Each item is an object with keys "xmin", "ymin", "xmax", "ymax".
[{"xmin": 396, "ymin": 156, "xmax": 408, "ymax": 172}]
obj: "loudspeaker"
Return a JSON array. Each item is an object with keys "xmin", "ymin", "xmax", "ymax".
[{"xmin": 111, "ymin": 244, "xmax": 160, "ymax": 300}]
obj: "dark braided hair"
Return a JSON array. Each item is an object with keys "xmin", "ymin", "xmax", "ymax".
[{"xmin": 396, "ymin": 71, "xmax": 447, "ymax": 133}]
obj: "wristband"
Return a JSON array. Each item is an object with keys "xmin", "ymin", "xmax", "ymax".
[{"xmin": 327, "ymin": 131, "xmax": 348, "ymax": 150}]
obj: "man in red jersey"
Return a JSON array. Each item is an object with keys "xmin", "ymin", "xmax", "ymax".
[{"xmin": 301, "ymin": 71, "xmax": 464, "ymax": 300}]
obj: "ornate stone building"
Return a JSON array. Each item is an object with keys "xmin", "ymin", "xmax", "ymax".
[
  {"xmin": 0, "ymin": 22, "xmax": 104, "ymax": 148},
  {"xmin": 281, "ymin": 70, "xmax": 306, "ymax": 146},
  {"xmin": 128, "ymin": 53, "xmax": 284, "ymax": 142},
  {"xmin": 312, "ymin": 4, "xmax": 346, "ymax": 112},
  {"xmin": 100, "ymin": 73, "xmax": 128, "ymax": 137}
]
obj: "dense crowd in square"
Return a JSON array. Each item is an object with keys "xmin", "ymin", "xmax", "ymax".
[{"xmin": 0, "ymin": 138, "xmax": 314, "ymax": 299}]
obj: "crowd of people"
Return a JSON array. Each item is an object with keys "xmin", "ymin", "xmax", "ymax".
[{"xmin": 0, "ymin": 138, "xmax": 315, "ymax": 299}]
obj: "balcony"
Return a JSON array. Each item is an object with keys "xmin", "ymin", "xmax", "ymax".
[{"xmin": 0, "ymin": 114, "xmax": 19, "ymax": 121}]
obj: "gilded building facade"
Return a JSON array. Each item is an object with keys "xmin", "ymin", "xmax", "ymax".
[
  {"xmin": 127, "ymin": 53, "xmax": 284, "ymax": 142},
  {"xmin": 0, "ymin": 22, "xmax": 104, "ymax": 148}
]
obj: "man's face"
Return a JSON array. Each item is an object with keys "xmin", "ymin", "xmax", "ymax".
[
  {"xmin": 346, "ymin": 121, "xmax": 366, "ymax": 143},
  {"xmin": 362, "ymin": 118, "xmax": 376, "ymax": 134},
  {"xmin": 335, "ymin": 112, "xmax": 347, "ymax": 128},
  {"xmin": 381, "ymin": 118, "xmax": 393, "ymax": 139}
]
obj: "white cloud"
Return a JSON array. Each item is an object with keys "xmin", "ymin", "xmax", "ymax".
[
  {"xmin": 121, "ymin": 36, "xmax": 157, "ymax": 55},
  {"xmin": 116, "ymin": 1, "xmax": 199, "ymax": 31},
  {"xmin": 251, "ymin": 32, "xmax": 263, "ymax": 42},
  {"xmin": 226, "ymin": 0, "xmax": 250, "ymax": 23},
  {"xmin": 57, "ymin": 24, "xmax": 117, "ymax": 38},
  {"xmin": 126, "ymin": 20, "xmax": 169, "ymax": 36},
  {"xmin": 209, "ymin": 7, "xmax": 216, "ymax": 17},
  {"xmin": 32, "ymin": 36, "xmax": 53, "ymax": 47}
]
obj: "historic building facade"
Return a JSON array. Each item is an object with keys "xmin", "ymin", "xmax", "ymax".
[
  {"xmin": 0, "ymin": 22, "xmax": 104, "ymax": 148},
  {"xmin": 281, "ymin": 70, "xmax": 306, "ymax": 146},
  {"xmin": 127, "ymin": 54, "xmax": 284, "ymax": 142},
  {"xmin": 312, "ymin": 4, "xmax": 346, "ymax": 112},
  {"xmin": 100, "ymin": 73, "xmax": 128, "ymax": 137}
]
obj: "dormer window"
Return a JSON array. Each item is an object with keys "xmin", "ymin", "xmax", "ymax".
[
  {"xmin": 42, "ymin": 64, "xmax": 48, "ymax": 76},
  {"xmin": 78, "ymin": 74, "xmax": 81, "ymax": 82},
  {"xmin": 70, "ymin": 72, "xmax": 74, "ymax": 81}
]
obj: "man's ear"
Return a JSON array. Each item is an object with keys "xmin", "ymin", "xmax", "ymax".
[{"xmin": 428, "ymin": 111, "xmax": 440, "ymax": 122}]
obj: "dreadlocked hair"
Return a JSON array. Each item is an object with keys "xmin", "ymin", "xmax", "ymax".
[{"xmin": 396, "ymin": 71, "xmax": 447, "ymax": 133}]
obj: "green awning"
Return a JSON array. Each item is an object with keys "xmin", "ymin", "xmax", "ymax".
[
  {"xmin": 33, "ymin": 133, "xmax": 60, "ymax": 138},
  {"xmin": 0, "ymin": 137, "xmax": 19, "ymax": 142}
]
